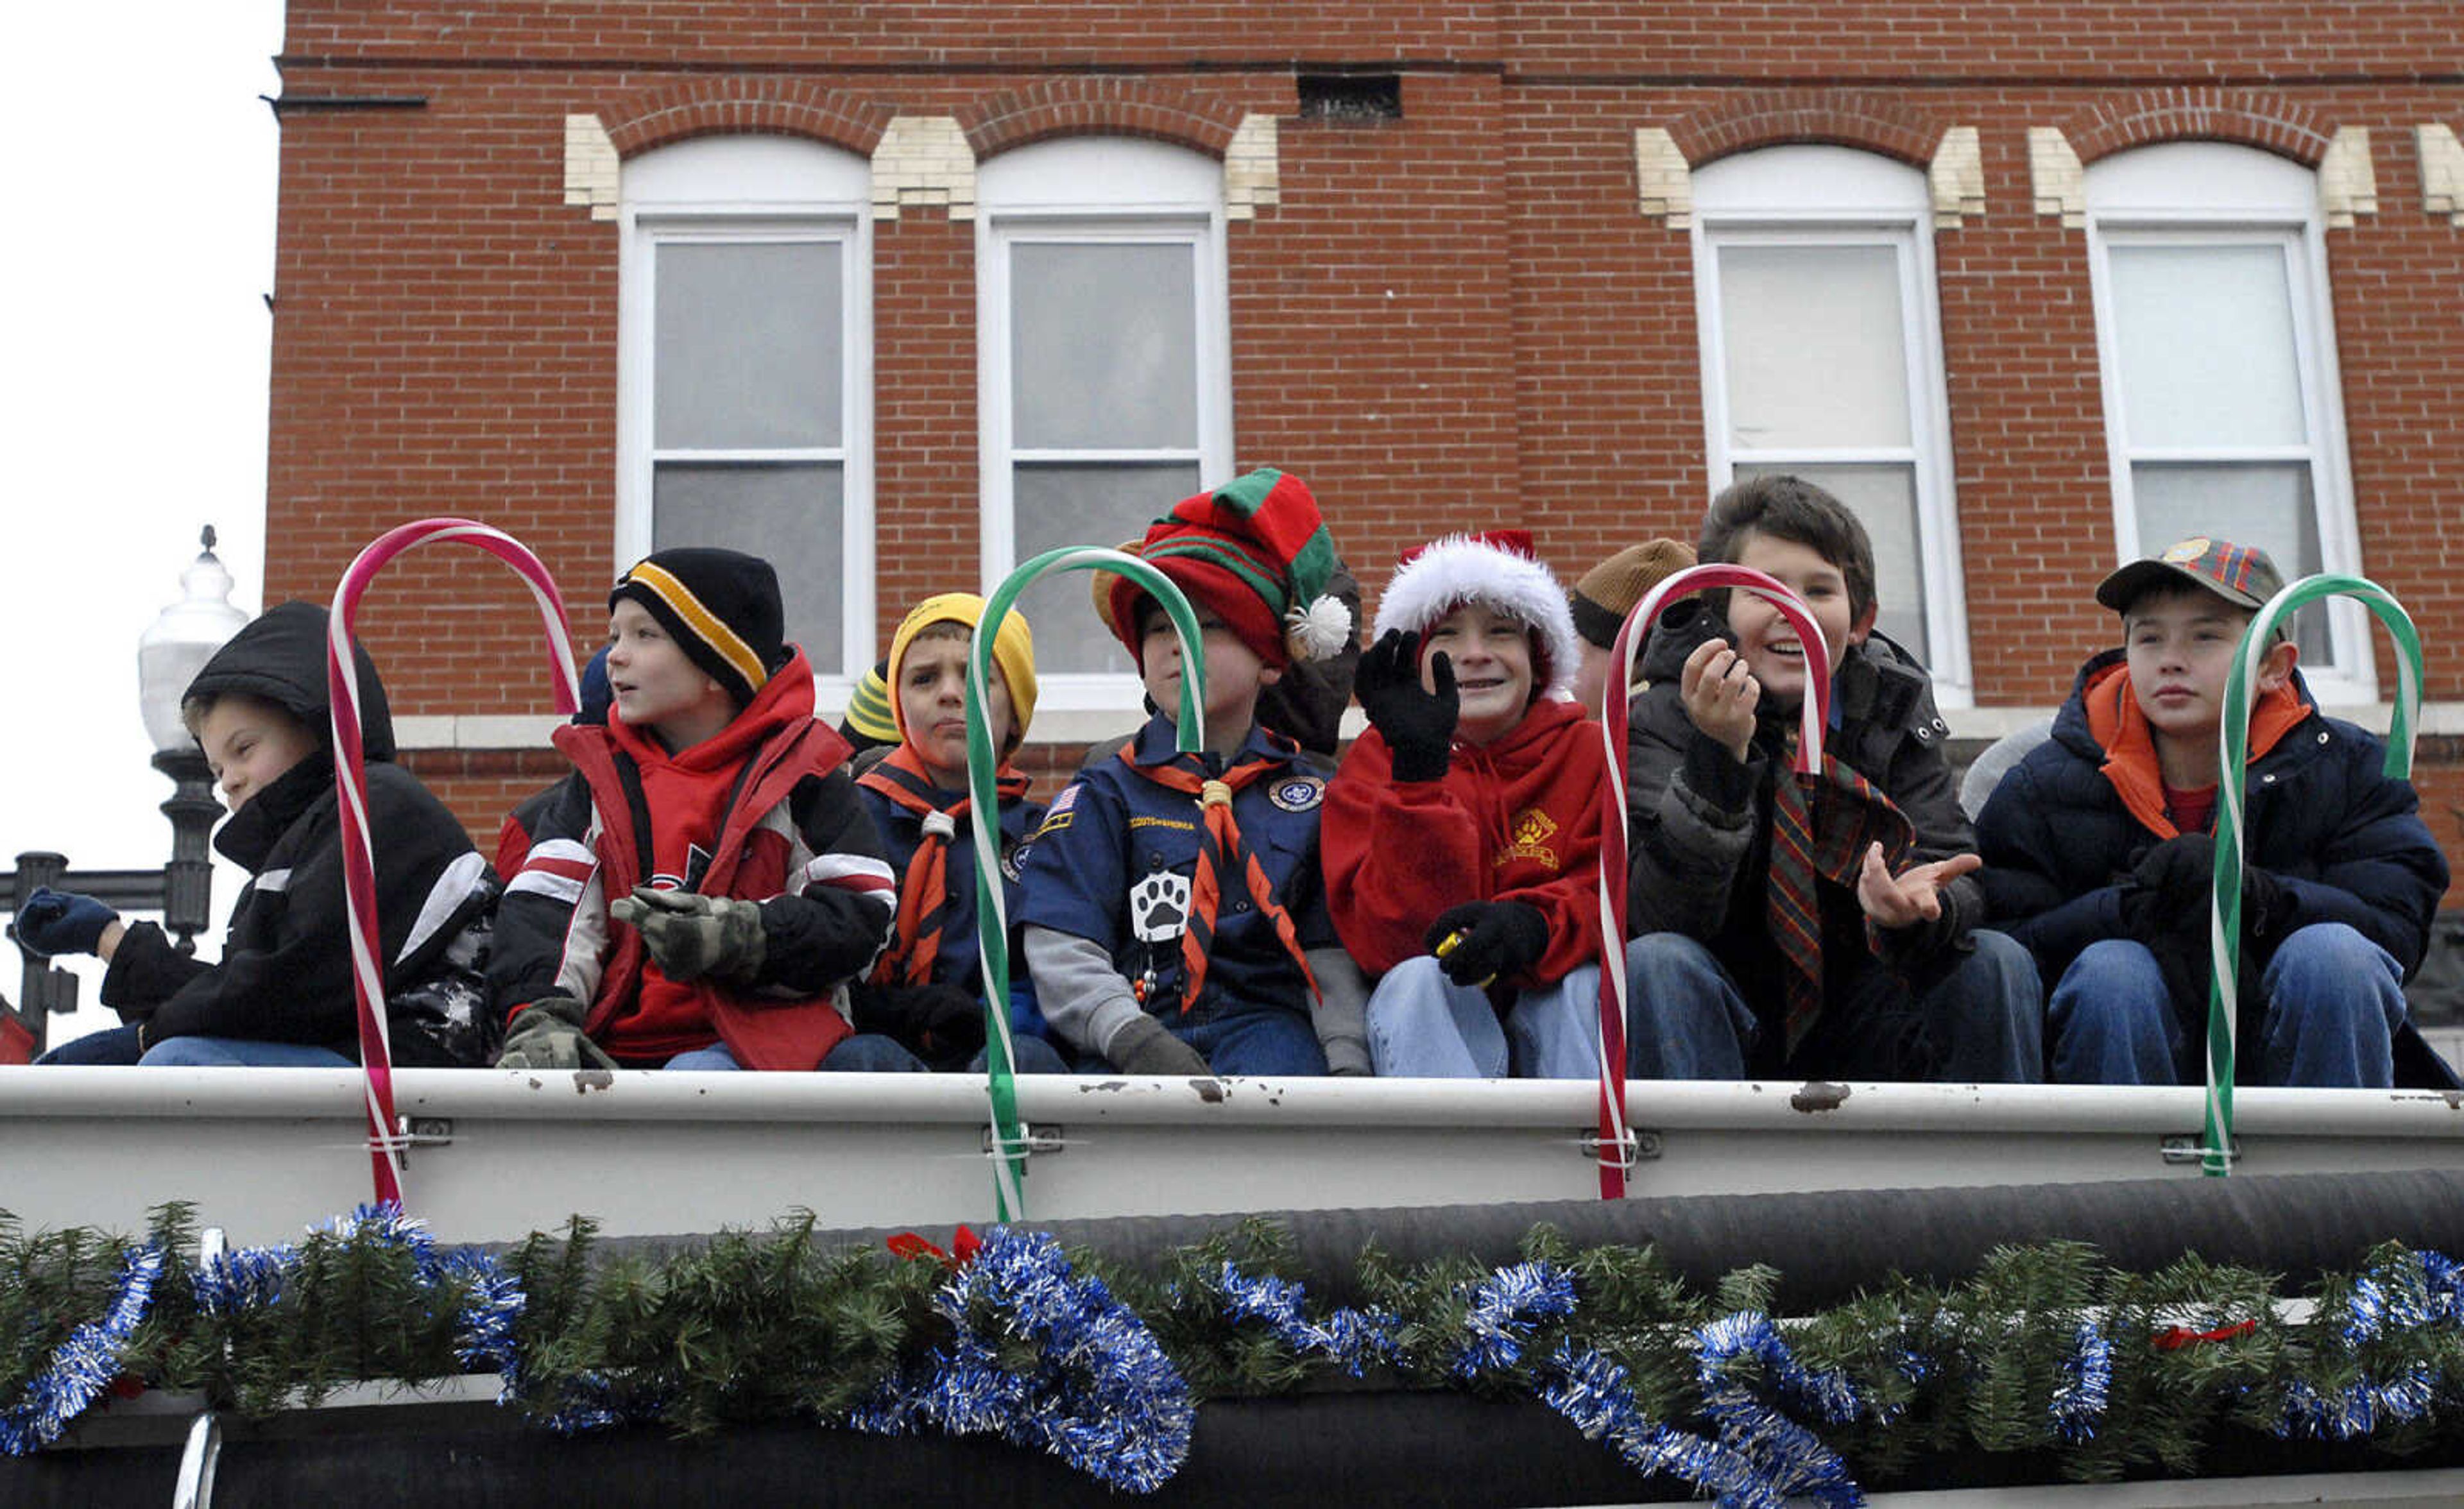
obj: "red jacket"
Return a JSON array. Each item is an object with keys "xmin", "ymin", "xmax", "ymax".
[
  {"xmin": 1322, "ymin": 697, "xmax": 1608, "ymax": 989},
  {"xmin": 492, "ymin": 651, "xmax": 894, "ymax": 1070}
]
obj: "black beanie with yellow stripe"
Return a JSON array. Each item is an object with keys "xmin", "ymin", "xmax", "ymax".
[{"xmin": 610, "ymin": 547, "xmax": 787, "ymax": 707}]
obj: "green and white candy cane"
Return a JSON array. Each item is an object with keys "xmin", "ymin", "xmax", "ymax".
[
  {"xmin": 2201, "ymin": 575, "xmax": 2422, "ymax": 1177},
  {"xmin": 966, "ymin": 549, "xmax": 1210, "ymax": 1220}
]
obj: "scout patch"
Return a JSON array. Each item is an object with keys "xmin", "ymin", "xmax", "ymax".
[
  {"xmin": 1267, "ymin": 774, "xmax": 1324, "ymax": 812},
  {"xmin": 1498, "ymin": 806, "xmax": 1561, "ymax": 869}
]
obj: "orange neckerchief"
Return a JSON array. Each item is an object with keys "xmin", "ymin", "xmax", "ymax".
[
  {"xmin": 2085, "ymin": 662, "xmax": 2309, "ymax": 838},
  {"xmin": 860, "ymin": 745, "xmax": 1031, "ymax": 988},
  {"xmin": 1120, "ymin": 746, "xmax": 1322, "ymax": 1014}
]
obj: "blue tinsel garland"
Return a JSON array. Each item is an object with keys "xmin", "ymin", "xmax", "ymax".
[
  {"xmin": 847, "ymin": 1226, "xmax": 1195, "ymax": 1493},
  {"xmin": 9, "ymin": 1210, "xmax": 2464, "ymax": 1496},
  {"xmin": 0, "ymin": 1241, "xmax": 165, "ymax": 1456}
]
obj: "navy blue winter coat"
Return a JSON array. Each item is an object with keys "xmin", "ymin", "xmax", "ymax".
[{"xmin": 1975, "ymin": 647, "xmax": 2451, "ymax": 1085}]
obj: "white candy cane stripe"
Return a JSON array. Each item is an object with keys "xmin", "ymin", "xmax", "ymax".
[
  {"xmin": 2201, "ymin": 574, "xmax": 2422, "ymax": 1178},
  {"xmin": 330, "ymin": 518, "xmax": 581, "ymax": 1210},
  {"xmin": 1596, "ymin": 565, "xmax": 1833, "ymax": 1201}
]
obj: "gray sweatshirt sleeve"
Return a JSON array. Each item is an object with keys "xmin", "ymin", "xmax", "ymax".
[
  {"xmin": 1305, "ymin": 946, "xmax": 1372, "ymax": 1075},
  {"xmin": 1023, "ymin": 924, "xmax": 1145, "ymax": 1061}
]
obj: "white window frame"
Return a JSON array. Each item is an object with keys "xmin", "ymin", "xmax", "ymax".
[
  {"xmin": 2085, "ymin": 141, "xmax": 2369, "ymax": 701},
  {"xmin": 616, "ymin": 135, "xmax": 875, "ymax": 699},
  {"xmin": 1690, "ymin": 146, "xmax": 1971, "ymax": 705},
  {"xmin": 977, "ymin": 137, "xmax": 1235, "ymax": 714}
]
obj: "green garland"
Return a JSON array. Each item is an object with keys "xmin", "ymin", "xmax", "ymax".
[{"xmin": 4, "ymin": 1204, "xmax": 2463, "ymax": 1490}]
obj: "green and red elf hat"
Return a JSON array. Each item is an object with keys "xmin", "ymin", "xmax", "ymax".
[{"xmin": 1099, "ymin": 467, "xmax": 1353, "ymax": 669}]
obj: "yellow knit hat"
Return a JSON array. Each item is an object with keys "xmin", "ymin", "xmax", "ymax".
[{"xmin": 886, "ymin": 593, "xmax": 1039, "ymax": 752}]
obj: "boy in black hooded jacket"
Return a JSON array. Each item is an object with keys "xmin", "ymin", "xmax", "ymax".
[{"xmin": 21, "ymin": 601, "xmax": 499, "ymax": 1066}]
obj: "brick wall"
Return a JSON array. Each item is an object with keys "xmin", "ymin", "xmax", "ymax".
[{"xmin": 269, "ymin": 3, "xmax": 2464, "ymax": 898}]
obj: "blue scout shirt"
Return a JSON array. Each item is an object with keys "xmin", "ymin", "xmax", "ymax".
[
  {"xmin": 857, "ymin": 780, "xmax": 1051, "ymax": 1039},
  {"xmin": 1013, "ymin": 713, "xmax": 1337, "ymax": 1022}
]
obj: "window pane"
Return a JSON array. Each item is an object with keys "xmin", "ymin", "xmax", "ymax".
[
  {"xmin": 1732, "ymin": 463, "xmax": 1926, "ymax": 661},
  {"xmin": 2109, "ymin": 243, "xmax": 2304, "ymax": 450},
  {"xmin": 2131, "ymin": 461, "xmax": 2324, "ymax": 661},
  {"xmin": 652, "ymin": 461, "xmax": 844, "ymax": 672},
  {"xmin": 654, "ymin": 241, "xmax": 843, "ymax": 450},
  {"xmin": 1013, "ymin": 462, "xmax": 1202, "ymax": 675},
  {"xmin": 1718, "ymin": 243, "xmax": 1912, "ymax": 450},
  {"xmin": 1012, "ymin": 243, "xmax": 1197, "ymax": 450}
]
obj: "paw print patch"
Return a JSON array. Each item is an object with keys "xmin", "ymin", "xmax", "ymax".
[{"xmin": 1129, "ymin": 870, "xmax": 1193, "ymax": 944}]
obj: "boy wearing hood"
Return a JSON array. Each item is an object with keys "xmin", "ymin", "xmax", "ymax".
[
  {"xmin": 22, "ymin": 602, "xmax": 499, "ymax": 1066},
  {"xmin": 490, "ymin": 548, "xmax": 900, "ymax": 1071},
  {"xmin": 1976, "ymin": 537, "xmax": 2452, "ymax": 1087},
  {"xmin": 1324, "ymin": 531, "xmax": 1623, "ymax": 1077}
]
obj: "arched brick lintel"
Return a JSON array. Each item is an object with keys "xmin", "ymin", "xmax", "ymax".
[
  {"xmin": 1668, "ymin": 94, "xmax": 1939, "ymax": 169},
  {"xmin": 2064, "ymin": 90, "xmax": 2333, "ymax": 167},
  {"xmin": 598, "ymin": 81, "xmax": 894, "ymax": 158},
  {"xmin": 961, "ymin": 78, "xmax": 1246, "ymax": 161}
]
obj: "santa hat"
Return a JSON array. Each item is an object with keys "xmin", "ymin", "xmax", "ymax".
[
  {"xmin": 1099, "ymin": 468, "xmax": 1352, "ymax": 669},
  {"xmin": 609, "ymin": 547, "xmax": 788, "ymax": 707},
  {"xmin": 1372, "ymin": 531, "xmax": 1581, "ymax": 701}
]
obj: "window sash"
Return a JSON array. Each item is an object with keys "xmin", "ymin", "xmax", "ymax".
[
  {"xmin": 1695, "ymin": 221, "xmax": 1967, "ymax": 699},
  {"xmin": 980, "ymin": 218, "xmax": 1230, "ymax": 693},
  {"xmin": 2087, "ymin": 218, "xmax": 2364, "ymax": 693}
]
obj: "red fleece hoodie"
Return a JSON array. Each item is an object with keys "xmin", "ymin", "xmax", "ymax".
[{"xmin": 1322, "ymin": 697, "xmax": 1607, "ymax": 989}]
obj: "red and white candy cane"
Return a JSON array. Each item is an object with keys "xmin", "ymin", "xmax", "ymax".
[
  {"xmin": 1593, "ymin": 565, "xmax": 1831, "ymax": 1199},
  {"xmin": 330, "ymin": 520, "xmax": 580, "ymax": 1206}
]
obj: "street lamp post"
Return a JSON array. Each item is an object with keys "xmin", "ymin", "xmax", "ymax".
[{"xmin": 2, "ymin": 528, "xmax": 248, "ymax": 1059}]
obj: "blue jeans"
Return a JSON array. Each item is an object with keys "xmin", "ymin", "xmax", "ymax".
[
  {"xmin": 970, "ymin": 1036, "xmax": 1072, "ymax": 1075},
  {"xmin": 2049, "ymin": 923, "xmax": 2406, "ymax": 1087},
  {"xmin": 38, "ymin": 1025, "xmax": 147, "ymax": 1064},
  {"xmin": 1623, "ymin": 930, "xmax": 2044, "ymax": 1082},
  {"xmin": 1365, "ymin": 955, "xmax": 1607, "ymax": 1078},
  {"xmin": 1175, "ymin": 1005, "xmax": 1327, "ymax": 1077},
  {"xmin": 139, "ymin": 1036, "xmax": 355, "ymax": 1068}
]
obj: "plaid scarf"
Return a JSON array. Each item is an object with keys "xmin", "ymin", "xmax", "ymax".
[{"xmin": 1767, "ymin": 729, "xmax": 1915, "ymax": 1056}]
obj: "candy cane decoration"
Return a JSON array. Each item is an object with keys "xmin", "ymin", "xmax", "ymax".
[
  {"xmin": 331, "ymin": 520, "xmax": 580, "ymax": 1207},
  {"xmin": 2200, "ymin": 575, "xmax": 2421, "ymax": 1177},
  {"xmin": 1596, "ymin": 565, "xmax": 1832, "ymax": 1199},
  {"xmin": 967, "ymin": 549, "xmax": 1208, "ymax": 1220}
]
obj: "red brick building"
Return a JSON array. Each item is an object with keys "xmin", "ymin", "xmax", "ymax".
[{"xmin": 265, "ymin": 3, "xmax": 2464, "ymax": 895}]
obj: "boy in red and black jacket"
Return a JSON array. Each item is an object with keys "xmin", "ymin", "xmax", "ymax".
[{"xmin": 490, "ymin": 548, "xmax": 902, "ymax": 1071}]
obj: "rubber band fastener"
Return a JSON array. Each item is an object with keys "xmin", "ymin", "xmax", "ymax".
[{"xmin": 920, "ymin": 810, "xmax": 958, "ymax": 840}]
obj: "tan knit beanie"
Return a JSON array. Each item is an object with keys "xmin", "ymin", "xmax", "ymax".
[{"xmin": 1568, "ymin": 538, "xmax": 1697, "ymax": 648}]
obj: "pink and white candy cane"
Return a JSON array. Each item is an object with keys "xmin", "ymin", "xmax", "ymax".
[
  {"xmin": 330, "ymin": 520, "xmax": 581, "ymax": 1207},
  {"xmin": 1593, "ymin": 565, "xmax": 1831, "ymax": 1200}
]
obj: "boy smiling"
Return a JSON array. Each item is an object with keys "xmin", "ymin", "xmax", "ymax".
[
  {"xmin": 1322, "ymin": 531, "xmax": 1613, "ymax": 1078},
  {"xmin": 1623, "ymin": 475, "xmax": 2041, "ymax": 1083}
]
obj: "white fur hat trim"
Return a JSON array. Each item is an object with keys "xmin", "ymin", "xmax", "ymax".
[{"xmin": 1372, "ymin": 534, "xmax": 1581, "ymax": 699}]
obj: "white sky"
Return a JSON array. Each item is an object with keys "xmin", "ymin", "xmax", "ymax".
[{"xmin": 3, "ymin": 4, "xmax": 286, "ymax": 1044}]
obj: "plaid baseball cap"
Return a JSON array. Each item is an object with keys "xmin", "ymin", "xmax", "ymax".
[{"xmin": 2096, "ymin": 536, "xmax": 2287, "ymax": 616}]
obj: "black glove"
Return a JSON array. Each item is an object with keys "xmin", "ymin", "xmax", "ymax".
[
  {"xmin": 1106, "ymin": 1014, "xmax": 1211, "ymax": 1077},
  {"xmin": 13, "ymin": 887, "xmax": 119, "ymax": 958},
  {"xmin": 853, "ymin": 983, "xmax": 988, "ymax": 1061},
  {"xmin": 2131, "ymin": 833, "xmax": 2293, "ymax": 940},
  {"xmin": 496, "ymin": 994, "xmax": 619, "ymax": 1071},
  {"xmin": 1353, "ymin": 628, "xmax": 1458, "ymax": 783},
  {"xmin": 1423, "ymin": 900, "xmax": 1550, "ymax": 990}
]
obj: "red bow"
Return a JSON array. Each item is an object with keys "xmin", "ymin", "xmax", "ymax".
[
  {"xmin": 886, "ymin": 1224, "xmax": 982, "ymax": 1269},
  {"xmin": 2152, "ymin": 1317, "xmax": 2257, "ymax": 1351}
]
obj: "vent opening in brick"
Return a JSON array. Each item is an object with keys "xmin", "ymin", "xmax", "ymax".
[{"xmin": 1297, "ymin": 74, "xmax": 1401, "ymax": 124}]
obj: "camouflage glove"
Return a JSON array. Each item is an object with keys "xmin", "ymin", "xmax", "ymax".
[
  {"xmin": 612, "ymin": 887, "xmax": 768, "ymax": 983},
  {"xmin": 1105, "ymin": 1014, "xmax": 1211, "ymax": 1077},
  {"xmin": 496, "ymin": 994, "xmax": 617, "ymax": 1071}
]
